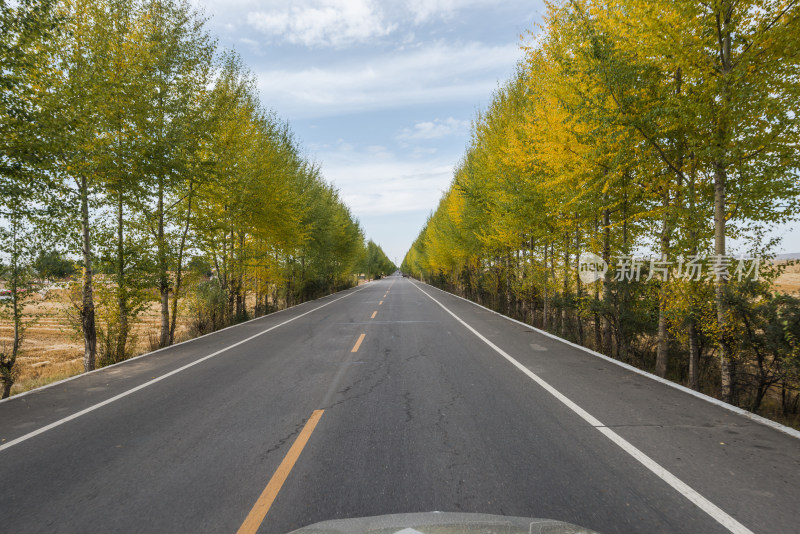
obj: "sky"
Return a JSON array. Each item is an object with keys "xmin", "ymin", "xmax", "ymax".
[
  {"xmin": 189, "ymin": 0, "xmax": 547, "ymax": 265},
  {"xmin": 189, "ymin": 0, "xmax": 798, "ymax": 264}
]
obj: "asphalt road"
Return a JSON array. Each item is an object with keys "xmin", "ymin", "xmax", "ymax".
[{"xmin": 1, "ymin": 274, "xmax": 799, "ymax": 533}]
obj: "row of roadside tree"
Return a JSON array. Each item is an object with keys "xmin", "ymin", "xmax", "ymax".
[
  {"xmin": 0, "ymin": 0, "xmax": 395, "ymax": 398},
  {"xmin": 402, "ymin": 0, "xmax": 800, "ymax": 423}
]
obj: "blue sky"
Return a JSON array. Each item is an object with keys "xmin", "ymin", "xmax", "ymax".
[
  {"xmin": 191, "ymin": 0, "xmax": 798, "ymax": 263},
  {"xmin": 190, "ymin": 0, "xmax": 546, "ymax": 264}
]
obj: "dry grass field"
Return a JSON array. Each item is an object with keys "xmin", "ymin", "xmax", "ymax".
[
  {"xmin": 1, "ymin": 287, "xmax": 192, "ymax": 397},
  {"xmin": 2, "ymin": 266, "xmax": 798, "ymax": 399},
  {"xmin": 773, "ymin": 260, "xmax": 800, "ymax": 294}
]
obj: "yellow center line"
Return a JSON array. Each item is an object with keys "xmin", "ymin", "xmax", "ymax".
[
  {"xmin": 237, "ymin": 410, "xmax": 325, "ymax": 534},
  {"xmin": 379, "ymin": 300, "xmax": 383, "ymax": 306},
  {"xmin": 371, "ymin": 311, "xmax": 377, "ymax": 319},
  {"xmin": 351, "ymin": 333, "xmax": 366, "ymax": 352}
]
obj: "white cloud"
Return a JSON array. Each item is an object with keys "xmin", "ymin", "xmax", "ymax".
[
  {"xmin": 365, "ymin": 145, "xmax": 393, "ymax": 159},
  {"xmin": 398, "ymin": 117, "xmax": 470, "ymax": 141},
  {"xmin": 257, "ymin": 41, "xmax": 522, "ymax": 117},
  {"xmin": 404, "ymin": 0, "xmax": 505, "ymax": 24},
  {"xmin": 411, "ymin": 146, "xmax": 438, "ymax": 158},
  {"xmin": 247, "ymin": 0, "xmax": 396, "ymax": 48},
  {"xmin": 338, "ymin": 164, "xmax": 451, "ymax": 215},
  {"xmin": 315, "ymin": 143, "xmax": 453, "ymax": 215},
  {"xmin": 405, "ymin": 0, "xmax": 460, "ymax": 23}
]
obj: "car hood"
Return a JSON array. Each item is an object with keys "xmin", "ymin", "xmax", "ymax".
[{"xmin": 289, "ymin": 511, "xmax": 598, "ymax": 533}]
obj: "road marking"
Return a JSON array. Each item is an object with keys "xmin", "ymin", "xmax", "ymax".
[
  {"xmin": 411, "ymin": 281, "xmax": 753, "ymax": 534},
  {"xmin": 0, "ymin": 288, "xmax": 364, "ymax": 453},
  {"xmin": 417, "ymin": 279, "xmax": 800, "ymax": 441},
  {"xmin": 237, "ymin": 410, "xmax": 324, "ymax": 534},
  {"xmin": 379, "ymin": 300, "xmax": 383, "ymax": 305},
  {"xmin": 335, "ymin": 321, "xmax": 433, "ymax": 325},
  {"xmin": 371, "ymin": 311, "xmax": 377, "ymax": 319},
  {"xmin": 351, "ymin": 333, "xmax": 366, "ymax": 352}
]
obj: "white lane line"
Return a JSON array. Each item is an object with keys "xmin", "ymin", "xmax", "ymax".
[
  {"xmin": 417, "ymin": 280, "xmax": 800, "ymax": 440},
  {"xmin": 411, "ymin": 281, "xmax": 753, "ymax": 534},
  {"xmin": 0, "ymin": 287, "xmax": 365, "ymax": 453}
]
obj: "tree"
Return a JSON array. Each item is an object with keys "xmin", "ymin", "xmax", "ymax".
[
  {"xmin": 34, "ymin": 0, "xmax": 122, "ymax": 372},
  {"xmin": 592, "ymin": 0, "xmax": 800, "ymax": 399},
  {"xmin": 0, "ymin": 0, "xmax": 59, "ymax": 395},
  {"xmin": 134, "ymin": 0, "xmax": 215, "ymax": 347},
  {"xmin": 362, "ymin": 240, "xmax": 395, "ymax": 279},
  {"xmin": 33, "ymin": 250, "xmax": 76, "ymax": 279},
  {"xmin": 0, "ymin": 187, "xmax": 38, "ymax": 398}
]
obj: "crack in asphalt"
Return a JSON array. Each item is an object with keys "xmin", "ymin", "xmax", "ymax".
[
  {"xmin": 259, "ymin": 418, "xmax": 306, "ymax": 461},
  {"xmin": 326, "ymin": 359, "xmax": 391, "ymax": 409},
  {"xmin": 403, "ymin": 391, "xmax": 413, "ymax": 423}
]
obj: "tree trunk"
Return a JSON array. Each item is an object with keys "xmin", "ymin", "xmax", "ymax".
[
  {"xmin": 169, "ymin": 183, "xmax": 193, "ymax": 345},
  {"xmin": 687, "ymin": 154, "xmax": 701, "ymax": 391},
  {"xmin": 505, "ymin": 253, "xmax": 512, "ymax": 316},
  {"xmin": 116, "ymin": 189, "xmax": 128, "ymax": 360},
  {"xmin": 528, "ymin": 238, "xmax": 536, "ymax": 326},
  {"xmin": 1, "ymin": 220, "xmax": 22, "ymax": 398},
  {"xmin": 602, "ymin": 208, "xmax": 612, "ymax": 354},
  {"xmin": 656, "ymin": 67, "xmax": 684, "ymax": 378},
  {"xmin": 619, "ymin": 183, "xmax": 630, "ymax": 363},
  {"xmin": 300, "ymin": 252, "xmax": 306, "ymax": 301},
  {"xmin": 80, "ymin": 175, "xmax": 97, "ymax": 371},
  {"xmin": 542, "ymin": 244, "xmax": 549, "ymax": 330},
  {"xmin": 714, "ymin": 4, "xmax": 734, "ymax": 403},
  {"xmin": 688, "ymin": 320, "xmax": 700, "ymax": 390},
  {"xmin": 227, "ymin": 228, "xmax": 236, "ymax": 321},
  {"xmin": 158, "ymin": 176, "xmax": 170, "ymax": 348},
  {"xmin": 236, "ymin": 232, "xmax": 245, "ymax": 317},
  {"xmin": 574, "ymin": 224, "xmax": 584, "ymax": 346},
  {"xmin": 561, "ymin": 231, "xmax": 569, "ymax": 337},
  {"xmin": 593, "ymin": 216, "xmax": 601, "ymax": 350},
  {"xmin": 549, "ymin": 243, "xmax": 557, "ymax": 329},
  {"xmin": 515, "ymin": 249, "xmax": 522, "ymax": 320},
  {"xmin": 655, "ymin": 189, "xmax": 671, "ymax": 377},
  {"xmin": 715, "ymin": 162, "xmax": 733, "ymax": 401}
]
